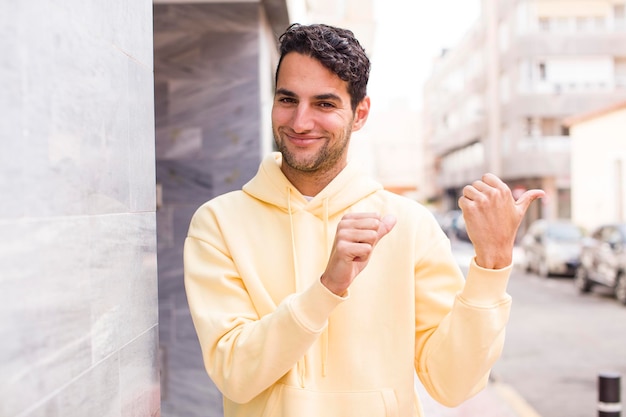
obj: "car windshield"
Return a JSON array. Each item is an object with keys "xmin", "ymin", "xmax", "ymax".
[{"xmin": 546, "ymin": 223, "xmax": 583, "ymax": 241}]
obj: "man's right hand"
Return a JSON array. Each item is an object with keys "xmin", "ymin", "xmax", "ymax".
[{"xmin": 321, "ymin": 213, "xmax": 396, "ymax": 296}]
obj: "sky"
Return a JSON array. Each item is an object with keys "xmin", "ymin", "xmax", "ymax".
[{"xmin": 368, "ymin": 0, "xmax": 481, "ymax": 110}]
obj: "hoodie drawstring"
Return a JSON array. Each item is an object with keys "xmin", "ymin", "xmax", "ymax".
[
  {"xmin": 287, "ymin": 188, "xmax": 307, "ymax": 387},
  {"xmin": 288, "ymin": 189, "xmax": 332, "ymax": 384},
  {"xmin": 321, "ymin": 197, "xmax": 330, "ymax": 377}
]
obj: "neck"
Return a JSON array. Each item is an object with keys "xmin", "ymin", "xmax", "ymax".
[{"xmin": 281, "ymin": 163, "xmax": 346, "ymax": 197}]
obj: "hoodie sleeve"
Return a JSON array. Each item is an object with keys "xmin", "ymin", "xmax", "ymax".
[
  {"xmin": 413, "ymin": 236, "xmax": 512, "ymax": 407},
  {"xmin": 184, "ymin": 207, "xmax": 346, "ymax": 404}
]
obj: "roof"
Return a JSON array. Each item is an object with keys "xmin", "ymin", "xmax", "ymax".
[{"xmin": 564, "ymin": 100, "xmax": 626, "ymax": 127}]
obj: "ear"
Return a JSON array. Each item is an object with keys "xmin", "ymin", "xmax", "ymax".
[{"xmin": 352, "ymin": 96, "xmax": 370, "ymax": 132}]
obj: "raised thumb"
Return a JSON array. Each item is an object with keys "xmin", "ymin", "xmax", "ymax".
[
  {"xmin": 378, "ymin": 214, "xmax": 397, "ymax": 238},
  {"xmin": 515, "ymin": 189, "xmax": 545, "ymax": 212}
]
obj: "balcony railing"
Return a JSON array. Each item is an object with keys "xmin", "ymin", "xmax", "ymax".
[
  {"xmin": 502, "ymin": 135, "xmax": 571, "ymax": 179},
  {"xmin": 516, "ymin": 135, "xmax": 571, "ymax": 153},
  {"xmin": 437, "ymin": 135, "xmax": 571, "ymax": 189}
]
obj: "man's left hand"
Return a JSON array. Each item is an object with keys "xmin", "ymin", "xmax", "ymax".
[{"xmin": 458, "ymin": 173, "xmax": 545, "ymax": 269}]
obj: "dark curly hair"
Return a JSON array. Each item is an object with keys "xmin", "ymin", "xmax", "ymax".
[{"xmin": 275, "ymin": 23, "xmax": 370, "ymax": 111}]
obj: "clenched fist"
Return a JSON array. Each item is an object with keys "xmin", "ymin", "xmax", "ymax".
[{"xmin": 321, "ymin": 213, "xmax": 397, "ymax": 296}]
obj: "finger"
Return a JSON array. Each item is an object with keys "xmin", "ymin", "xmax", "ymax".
[
  {"xmin": 340, "ymin": 217, "xmax": 381, "ymax": 231},
  {"xmin": 515, "ymin": 189, "xmax": 545, "ymax": 212},
  {"xmin": 341, "ymin": 212, "xmax": 379, "ymax": 221},
  {"xmin": 342, "ymin": 216, "xmax": 396, "ymax": 243},
  {"xmin": 352, "ymin": 229, "xmax": 379, "ymax": 244},
  {"xmin": 334, "ymin": 239, "xmax": 372, "ymax": 263},
  {"xmin": 461, "ymin": 185, "xmax": 482, "ymax": 201},
  {"xmin": 471, "ymin": 180, "xmax": 489, "ymax": 192},
  {"xmin": 350, "ymin": 243, "xmax": 373, "ymax": 262},
  {"xmin": 377, "ymin": 214, "xmax": 397, "ymax": 239},
  {"xmin": 481, "ymin": 173, "xmax": 508, "ymax": 189}
]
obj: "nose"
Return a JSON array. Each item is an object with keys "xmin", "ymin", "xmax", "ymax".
[{"xmin": 291, "ymin": 104, "xmax": 314, "ymax": 133}]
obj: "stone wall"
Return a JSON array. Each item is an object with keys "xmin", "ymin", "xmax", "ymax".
[
  {"xmin": 0, "ymin": 1, "xmax": 159, "ymax": 416},
  {"xmin": 153, "ymin": 3, "xmax": 270, "ymax": 416}
]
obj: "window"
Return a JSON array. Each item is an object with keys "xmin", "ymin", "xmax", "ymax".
[
  {"xmin": 539, "ymin": 62, "xmax": 547, "ymax": 80},
  {"xmin": 555, "ymin": 17, "xmax": 570, "ymax": 32},
  {"xmin": 614, "ymin": 3, "xmax": 625, "ymax": 29},
  {"xmin": 540, "ymin": 118, "xmax": 560, "ymax": 136},
  {"xmin": 576, "ymin": 17, "xmax": 592, "ymax": 32},
  {"xmin": 594, "ymin": 16, "xmax": 605, "ymax": 30},
  {"xmin": 525, "ymin": 117, "xmax": 533, "ymax": 136},
  {"xmin": 615, "ymin": 58, "xmax": 626, "ymax": 87}
]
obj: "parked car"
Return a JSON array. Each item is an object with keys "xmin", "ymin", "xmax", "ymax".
[
  {"xmin": 521, "ymin": 219, "xmax": 585, "ymax": 277},
  {"xmin": 575, "ymin": 223, "xmax": 626, "ymax": 305},
  {"xmin": 454, "ymin": 214, "xmax": 471, "ymax": 243},
  {"xmin": 436, "ymin": 210, "xmax": 463, "ymax": 238}
]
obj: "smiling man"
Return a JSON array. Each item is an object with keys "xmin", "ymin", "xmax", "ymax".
[
  {"xmin": 184, "ymin": 23, "xmax": 544, "ymax": 417},
  {"xmin": 272, "ymin": 51, "xmax": 369, "ymax": 192}
]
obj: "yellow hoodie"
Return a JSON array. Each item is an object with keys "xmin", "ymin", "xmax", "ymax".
[{"xmin": 184, "ymin": 153, "xmax": 512, "ymax": 417}]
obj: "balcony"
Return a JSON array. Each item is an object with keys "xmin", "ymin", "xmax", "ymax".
[
  {"xmin": 502, "ymin": 136, "xmax": 571, "ymax": 179},
  {"xmin": 501, "ymin": 32, "xmax": 626, "ymax": 71},
  {"xmin": 429, "ymin": 118, "xmax": 487, "ymax": 156},
  {"xmin": 437, "ymin": 135, "xmax": 571, "ymax": 189},
  {"xmin": 438, "ymin": 163, "xmax": 487, "ymax": 190},
  {"xmin": 501, "ymin": 90, "xmax": 626, "ymax": 122}
]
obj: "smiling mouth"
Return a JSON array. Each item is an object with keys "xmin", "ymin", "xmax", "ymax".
[{"xmin": 286, "ymin": 134, "xmax": 321, "ymax": 146}]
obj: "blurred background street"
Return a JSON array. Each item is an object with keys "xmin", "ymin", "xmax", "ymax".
[{"xmin": 422, "ymin": 238, "xmax": 626, "ymax": 417}]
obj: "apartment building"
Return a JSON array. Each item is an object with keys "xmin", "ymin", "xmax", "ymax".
[{"xmin": 423, "ymin": 0, "xmax": 626, "ymax": 225}]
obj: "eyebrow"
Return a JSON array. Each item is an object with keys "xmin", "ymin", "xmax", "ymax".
[
  {"xmin": 275, "ymin": 88, "xmax": 296, "ymax": 97},
  {"xmin": 315, "ymin": 93, "xmax": 342, "ymax": 102},
  {"xmin": 275, "ymin": 88, "xmax": 342, "ymax": 102}
]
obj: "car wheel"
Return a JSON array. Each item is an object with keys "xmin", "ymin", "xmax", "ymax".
[
  {"xmin": 523, "ymin": 253, "xmax": 532, "ymax": 273},
  {"xmin": 615, "ymin": 273, "xmax": 626, "ymax": 305},
  {"xmin": 575, "ymin": 267, "xmax": 592, "ymax": 293}
]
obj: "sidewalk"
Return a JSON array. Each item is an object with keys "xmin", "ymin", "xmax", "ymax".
[{"xmin": 416, "ymin": 376, "xmax": 542, "ymax": 417}]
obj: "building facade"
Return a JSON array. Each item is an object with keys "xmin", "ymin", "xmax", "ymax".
[
  {"xmin": 567, "ymin": 101, "xmax": 626, "ymax": 231},
  {"xmin": 423, "ymin": 0, "xmax": 626, "ymax": 228}
]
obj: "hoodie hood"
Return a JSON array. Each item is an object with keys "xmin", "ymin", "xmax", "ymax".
[{"xmin": 243, "ymin": 152, "xmax": 383, "ymax": 216}]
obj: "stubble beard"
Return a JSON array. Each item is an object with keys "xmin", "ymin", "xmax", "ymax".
[{"xmin": 274, "ymin": 127, "xmax": 352, "ymax": 174}]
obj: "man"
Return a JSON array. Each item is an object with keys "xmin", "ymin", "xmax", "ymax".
[{"xmin": 184, "ymin": 23, "xmax": 544, "ymax": 417}]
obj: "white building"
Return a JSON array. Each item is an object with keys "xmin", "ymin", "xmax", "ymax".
[
  {"xmin": 566, "ymin": 101, "xmax": 626, "ymax": 231},
  {"xmin": 423, "ymin": 0, "xmax": 626, "ymax": 226}
]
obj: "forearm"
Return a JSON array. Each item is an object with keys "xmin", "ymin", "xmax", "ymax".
[
  {"xmin": 416, "ymin": 260, "xmax": 512, "ymax": 406},
  {"xmin": 185, "ymin": 234, "xmax": 345, "ymax": 404},
  {"xmin": 203, "ymin": 294, "xmax": 321, "ymax": 403}
]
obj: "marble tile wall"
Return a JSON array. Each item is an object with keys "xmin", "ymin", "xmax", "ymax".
[
  {"xmin": 153, "ymin": 3, "xmax": 273, "ymax": 416},
  {"xmin": 0, "ymin": 1, "xmax": 159, "ymax": 416}
]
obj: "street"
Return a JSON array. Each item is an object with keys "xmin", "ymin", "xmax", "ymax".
[{"xmin": 453, "ymin": 240, "xmax": 626, "ymax": 417}]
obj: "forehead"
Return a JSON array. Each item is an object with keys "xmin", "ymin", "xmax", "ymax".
[{"xmin": 276, "ymin": 53, "xmax": 350, "ymax": 97}]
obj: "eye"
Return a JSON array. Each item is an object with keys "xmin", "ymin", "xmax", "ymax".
[
  {"xmin": 278, "ymin": 97, "xmax": 296, "ymax": 104},
  {"xmin": 318, "ymin": 102, "xmax": 336, "ymax": 109}
]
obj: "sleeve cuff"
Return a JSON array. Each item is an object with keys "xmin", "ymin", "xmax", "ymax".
[
  {"xmin": 287, "ymin": 278, "xmax": 348, "ymax": 333},
  {"xmin": 460, "ymin": 257, "xmax": 512, "ymax": 306}
]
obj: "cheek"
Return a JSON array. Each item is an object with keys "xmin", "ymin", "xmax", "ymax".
[
  {"xmin": 322, "ymin": 115, "xmax": 352, "ymax": 133},
  {"xmin": 271, "ymin": 107, "xmax": 290, "ymax": 126}
]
